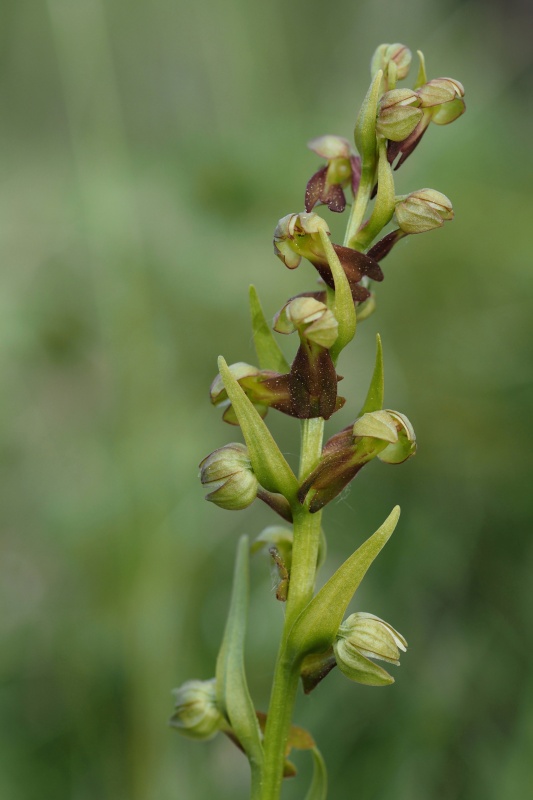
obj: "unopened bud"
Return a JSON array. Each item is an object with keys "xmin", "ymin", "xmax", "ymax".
[
  {"xmin": 170, "ymin": 679, "xmax": 223, "ymax": 740},
  {"xmin": 378, "ymin": 410, "xmax": 416, "ymax": 464},
  {"xmin": 395, "ymin": 188, "xmax": 454, "ymax": 234},
  {"xmin": 298, "ymin": 409, "xmax": 408, "ymax": 512},
  {"xmin": 274, "ymin": 296, "xmax": 338, "ymax": 350},
  {"xmin": 333, "ymin": 612, "xmax": 407, "ymax": 686},
  {"xmin": 352, "ymin": 410, "xmax": 398, "ymax": 442},
  {"xmin": 417, "ymin": 77, "xmax": 464, "ymax": 107},
  {"xmin": 371, "ymin": 43, "xmax": 412, "ymax": 81},
  {"xmin": 199, "ymin": 443, "xmax": 258, "ymax": 510},
  {"xmin": 376, "ymin": 89, "xmax": 423, "ymax": 142}
]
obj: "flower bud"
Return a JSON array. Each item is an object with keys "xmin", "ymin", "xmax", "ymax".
[
  {"xmin": 352, "ymin": 410, "xmax": 399, "ymax": 442},
  {"xmin": 376, "ymin": 89, "xmax": 423, "ymax": 142},
  {"xmin": 170, "ymin": 678, "xmax": 223, "ymax": 740},
  {"xmin": 298, "ymin": 410, "xmax": 405, "ymax": 512},
  {"xmin": 417, "ymin": 77, "xmax": 464, "ymax": 107},
  {"xmin": 417, "ymin": 78, "xmax": 466, "ymax": 127},
  {"xmin": 371, "ymin": 43, "xmax": 412, "ymax": 82},
  {"xmin": 377, "ymin": 410, "xmax": 417, "ymax": 464},
  {"xmin": 199, "ymin": 443, "xmax": 258, "ymax": 510},
  {"xmin": 333, "ymin": 612, "xmax": 407, "ymax": 686},
  {"xmin": 395, "ymin": 188, "xmax": 454, "ymax": 234},
  {"xmin": 273, "ymin": 296, "xmax": 338, "ymax": 350}
]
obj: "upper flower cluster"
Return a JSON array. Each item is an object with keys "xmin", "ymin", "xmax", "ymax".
[{"xmin": 198, "ymin": 42, "xmax": 463, "ymax": 521}]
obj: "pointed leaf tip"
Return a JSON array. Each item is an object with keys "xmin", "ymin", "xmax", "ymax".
[
  {"xmin": 287, "ymin": 506, "xmax": 401, "ymax": 657},
  {"xmin": 249, "ymin": 285, "xmax": 290, "ymax": 373},
  {"xmin": 215, "ymin": 536, "xmax": 263, "ymax": 767},
  {"xmin": 359, "ymin": 333, "xmax": 384, "ymax": 414}
]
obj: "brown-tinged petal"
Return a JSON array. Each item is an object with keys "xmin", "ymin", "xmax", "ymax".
[
  {"xmin": 288, "ymin": 344, "xmax": 342, "ymax": 420},
  {"xmin": 323, "ymin": 182, "xmax": 346, "ymax": 213},
  {"xmin": 305, "ymin": 167, "xmax": 327, "ymax": 213},
  {"xmin": 367, "ymin": 229, "xmax": 408, "ymax": 261}
]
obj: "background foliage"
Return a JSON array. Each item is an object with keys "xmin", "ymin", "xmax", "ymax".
[{"xmin": 1, "ymin": 0, "xmax": 532, "ymax": 798}]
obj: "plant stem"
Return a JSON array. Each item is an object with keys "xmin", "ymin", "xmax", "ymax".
[
  {"xmin": 259, "ymin": 152, "xmax": 375, "ymax": 795},
  {"xmin": 259, "ymin": 419, "xmax": 324, "ymax": 799},
  {"xmin": 344, "ymin": 164, "xmax": 374, "ymax": 248}
]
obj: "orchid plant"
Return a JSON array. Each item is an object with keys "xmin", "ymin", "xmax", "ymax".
[{"xmin": 171, "ymin": 43, "xmax": 465, "ymax": 799}]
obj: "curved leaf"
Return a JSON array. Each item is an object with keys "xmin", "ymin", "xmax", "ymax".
[
  {"xmin": 216, "ymin": 536, "xmax": 263, "ymax": 770},
  {"xmin": 287, "ymin": 506, "xmax": 401, "ymax": 657},
  {"xmin": 305, "ymin": 747, "xmax": 328, "ymax": 800},
  {"xmin": 249, "ymin": 285, "xmax": 290, "ymax": 373}
]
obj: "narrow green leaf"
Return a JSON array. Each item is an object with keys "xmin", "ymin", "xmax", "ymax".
[
  {"xmin": 359, "ymin": 334, "xmax": 384, "ymax": 414},
  {"xmin": 249, "ymin": 285, "xmax": 290, "ymax": 373},
  {"xmin": 317, "ymin": 227, "xmax": 356, "ymax": 360},
  {"xmin": 218, "ymin": 356, "xmax": 299, "ymax": 499},
  {"xmin": 305, "ymin": 747, "xmax": 328, "ymax": 800},
  {"xmin": 216, "ymin": 536, "xmax": 263, "ymax": 770},
  {"xmin": 287, "ymin": 506, "xmax": 401, "ymax": 657}
]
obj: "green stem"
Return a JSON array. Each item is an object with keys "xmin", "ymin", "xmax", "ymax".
[
  {"xmin": 259, "ymin": 420, "xmax": 324, "ymax": 799},
  {"xmin": 299, "ymin": 417, "xmax": 325, "ymax": 480},
  {"xmin": 344, "ymin": 164, "xmax": 374, "ymax": 249}
]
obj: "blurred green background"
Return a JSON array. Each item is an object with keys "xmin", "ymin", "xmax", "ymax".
[{"xmin": 1, "ymin": 0, "xmax": 532, "ymax": 798}]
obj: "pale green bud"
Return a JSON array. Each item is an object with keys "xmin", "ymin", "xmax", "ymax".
[
  {"xmin": 378, "ymin": 410, "xmax": 417, "ymax": 464},
  {"xmin": 199, "ymin": 442, "xmax": 258, "ymax": 510},
  {"xmin": 417, "ymin": 77, "xmax": 464, "ymax": 108},
  {"xmin": 376, "ymin": 89, "xmax": 423, "ymax": 142},
  {"xmin": 352, "ymin": 410, "xmax": 399, "ymax": 443},
  {"xmin": 273, "ymin": 296, "xmax": 338, "ymax": 349},
  {"xmin": 170, "ymin": 679, "xmax": 223, "ymax": 740},
  {"xmin": 371, "ymin": 43, "xmax": 412, "ymax": 81},
  {"xmin": 333, "ymin": 612, "xmax": 407, "ymax": 686},
  {"xmin": 395, "ymin": 188, "xmax": 454, "ymax": 234}
]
